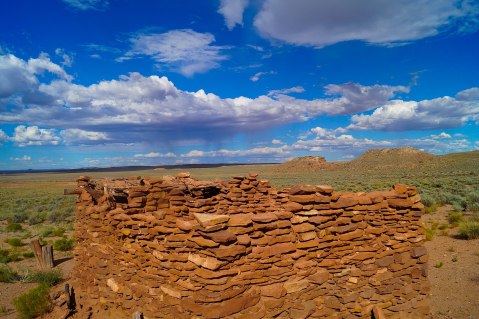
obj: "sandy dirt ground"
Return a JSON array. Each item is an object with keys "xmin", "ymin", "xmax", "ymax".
[{"xmin": 423, "ymin": 206, "xmax": 479, "ymax": 319}]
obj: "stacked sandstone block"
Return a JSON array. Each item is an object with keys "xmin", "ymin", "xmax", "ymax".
[{"xmin": 72, "ymin": 173, "xmax": 430, "ymax": 319}]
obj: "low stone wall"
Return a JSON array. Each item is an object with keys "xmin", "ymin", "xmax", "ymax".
[{"xmin": 72, "ymin": 173, "xmax": 430, "ymax": 319}]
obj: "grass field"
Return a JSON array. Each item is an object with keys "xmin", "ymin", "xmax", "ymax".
[{"xmin": 0, "ymin": 150, "xmax": 478, "ymax": 224}]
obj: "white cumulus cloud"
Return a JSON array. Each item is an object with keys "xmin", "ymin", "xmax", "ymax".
[
  {"xmin": 347, "ymin": 88, "xmax": 479, "ymax": 131},
  {"xmin": 12, "ymin": 125, "xmax": 61, "ymax": 146},
  {"xmin": 122, "ymin": 29, "xmax": 230, "ymax": 77},
  {"xmin": 218, "ymin": 0, "xmax": 249, "ymax": 30}
]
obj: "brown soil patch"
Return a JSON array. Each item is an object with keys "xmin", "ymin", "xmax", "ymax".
[{"xmin": 422, "ymin": 206, "xmax": 479, "ymax": 318}]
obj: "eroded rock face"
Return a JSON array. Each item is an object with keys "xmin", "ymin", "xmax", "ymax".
[{"xmin": 72, "ymin": 176, "xmax": 430, "ymax": 319}]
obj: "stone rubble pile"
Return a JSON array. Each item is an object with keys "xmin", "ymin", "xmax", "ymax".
[{"xmin": 72, "ymin": 173, "xmax": 430, "ymax": 319}]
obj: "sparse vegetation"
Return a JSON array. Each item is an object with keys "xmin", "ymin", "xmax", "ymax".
[
  {"xmin": 447, "ymin": 212, "xmax": 464, "ymax": 226},
  {"xmin": 434, "ymin": 261, "xmax": 444, "ymax": 268},
  {"xmin": 451, "ymin": 256, "xmax": 458, "ymax": 262},
  {"xmin": 0, "ymin": 304, "xmax": 7, "ymax": 315},
  {"xmin": 54, "ymin": 237, "xmax": 74, "ymax": 251},
  {"xmin": 24, "ymin": 269, "xmax": 62, "ymax": 287},
  {"xmin": 458, "ymin": 220, "xmax": 479, "ymax": 240},
  {"xmin": 425, "ymin": 228, "xmax": 435, "ymax": 241},
  {"xmin": 0, "ymin": 266, "xmax": 18, "ymax": 282},
  {"xmin": 5, "ymin": 223, "xmax": 23, "ymax": 232},
  {"xmin": 4, "ymin": 237, "xmax": 24, "ymax": 247},
  {"xmin": 13, "ymin": 285, "xmax": 51, "ymax": 319},
  {"xmin": 0, "ymin": 248, "xmax": 18, "ymax": 263}
]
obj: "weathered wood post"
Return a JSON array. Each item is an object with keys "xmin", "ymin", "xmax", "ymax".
[
  {"xmin": 42, "ymin": 244, "xmax": 54, "ymax": 268},
  {"xmin": 31, "ymin": 238, "xmax": 46, "ymax": 268},
  {"xmin": 31, "ymin": 239, "xmax": 54, "ymax": 268}
]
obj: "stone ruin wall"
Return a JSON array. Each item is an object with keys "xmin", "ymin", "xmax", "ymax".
[{"xmin": 72, "ymin": 173, "xmax": 431, "ymax": 319}]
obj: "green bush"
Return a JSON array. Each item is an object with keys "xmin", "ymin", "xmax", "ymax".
[
  {"xmin": 466, "ymin": 191, "xmax": 479, "ymax": 213},
  {"xmin": 0, "ymin": 249, "xmax": 19, "ymax": 263},
  {"xmin": 447, "ymin": 212, "xmax": 465, "ymax": 226},
  {"xmin": 51, "ymin": 227, "xmax": 66, "ymax": 237},
  {"xmin": 25, "ymin": 269, "xmax": 62, "ymax": 287},
  {"xmin": 27, "ymin": 212, "xmax": 46, "ymax": 225},
  {"xmin": 0, "ymin": 266, "xmax": 18, "ymax": 282},
  {"xmin": 425, "ymin": 228, "xmax": 435, "ymax": 241},
  {"xmin": 22, "ymin": 252, "xmax": 35, "ymax": 258},
  {"xmin": 53, "ymin": 238, "xmax": 74, "ymax": 251},
  {"xmin": 458, "ymin": 221, "xmax": 479, "ymax": 240},
  {"xmin": 40, "ymin": 227, "xmax": 54, "ymax": 238},
  {"xmin": 4, "ymin": 238, "xmax": 24, "ymax": 247},
  {"xmin": 13, "ymin": 285, "xmax": 51, "ymax": 319},
  {"xmin": 10, "ymin": 212, "xmax": 28, "ymax": 224},
  {"xmin": 5, "ymin": 223, "xmax": 23, "ymax": 232}
]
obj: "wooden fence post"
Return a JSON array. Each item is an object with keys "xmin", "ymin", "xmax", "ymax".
[
  {"xmin": 42, "ymin": 244, "xmax": 54, "ymax": 268},
  {"xmin": 31, "ymin": 239, "xmax": 54, "ymax": 268},
  {"xmin": 31, "ymin": 239, "xmax": 46, "ymax": 268}
]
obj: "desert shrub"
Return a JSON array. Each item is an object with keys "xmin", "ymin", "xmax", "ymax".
[
  {"xmin": 40, "ymin": 227, "xmax": 54, "ymax": 238},
  {"xmin": 47, "ymin": 209, "xmax": 74, "ymax": 223},
  {"xmin": 452, "ymin": 200, "xmax": 467, "ymax": 212},
  {"xmin": 13, "ymin": 285, "xmax": 51, "ymax": 319},
  {"xmin": 0, "ymin": 304, "xmax": 7, "ymax": 314},
  {"xmin": 51, "ymin": 227, "xmax": 66, "ymax": 237},
  {"xmin": 425, "ymin": 228, "xmax": 435, "ymax": 241},
  {"xmin": 0, "ymin": 249, "xmax": 10, "ymax": 263},
  {"xmin": 0, "ymin": 266, "xmax": 18, "ymax": 282},
  {"xmin": 54, "ymin": 238, "xmax": 74, "ymax": 251},
  {"xmin": 438, "ymin": 223, "xmax": 448, "ymax": 230},
  {"xmin": 458, "ymin": 221, "xmax": 479, "ymax": 240},
  {"xmin": 434, "ymin": 261, "xmax": 444, "ymax": 268},
  {"xmin": 447, "ymin": 212, "xmax": 464, "ymax": 226},
  {"xmin": 10, "ymin": 212, "xmax": 28, "ymax": 224},
  {"xmin": 5, "ymin": 223, "xmax": 23, "ymax": 232},
  {"xmin": 22, "ymin": 252, "xmax": 34, "ymax": 258},
  {"xmin": 25, "ymin": 269, "xmax": 62, "ymax": 287},
  {"xmin": 421, "ymin": 194, "xmax": 435, "ymax": 207},
  {"xmin": 27, "ymin": 212, "xmax": 47, "ymax": 225},
  {"xmin": 4, "ymin": 238, "xmax": 24, "ymax": 247},
  {"xmin": 466, "ymin": 191, "xmax": 479, "ymax": 212}
]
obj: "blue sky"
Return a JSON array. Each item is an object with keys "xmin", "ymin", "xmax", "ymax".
[{"xmin": 1, "ymin": 0, "xmax": 478, "ymax": 170}]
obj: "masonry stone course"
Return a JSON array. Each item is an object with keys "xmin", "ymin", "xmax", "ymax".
[{"xmin": 71, "ymin": 173, "xmax": 430, "ymax": 319}]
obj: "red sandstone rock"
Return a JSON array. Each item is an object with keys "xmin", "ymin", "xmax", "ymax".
[
  {"xmin": 282, "ymin": 201, "xmax": 303, "ymax": 212},
  {"xmin": 251, "ymin": 212, "xmax": 278, "ymax": 223},
  {"xmin": 228, "ymin": 214, "xmax": 253, "ymax": 227},
  {"xmin": 193, "ymin": 213, "xmax": 229, "ymax": 227}
]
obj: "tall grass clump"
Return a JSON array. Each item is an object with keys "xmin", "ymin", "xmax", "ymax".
[
  {"xmin": 0, "ymin": 266, "xmax": 18, "ymax": 282},
  {"xmin": 5, "ymin": 223, "xmax": 23, "ymax": 232},
  {"xmin": 458, "ymin": 221, "xmax": 479, "ymax": 240},
  {"xmin": 447, "ymin": 212, "xmax": 465, "ymax": 226},
  {"xmin": 13, "ymin": 285, "xmax": 51, "ymax": 319},
  {"xmin": 466, "ymin": 191, "xmax": 479, "ymax": 213},
  {"xmin": 25, "ymin": 269, "xmax": 62, "ymax": 287},
  {"xmin": 53, "ymin": 238, "xmax": 74, "ymax": 251}
]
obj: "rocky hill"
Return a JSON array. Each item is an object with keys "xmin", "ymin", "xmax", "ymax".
[
  {"xmin": 275, "ymin": 156, "xmax": 338, "ymax": 172},
  {"xmin": 345, "ymin": 147, "xmax": 437, "ymax": 170}
]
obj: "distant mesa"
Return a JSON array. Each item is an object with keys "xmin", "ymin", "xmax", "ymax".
[
  {"xmin": 277, "ymin": 147, "xmax": 438, "ymax": 173},
  {"xmin": 345, "ymin": 146, "xmax": 436, "ymax": 170},
  {"xmin": 275, "ymin": 155, "xmax": 337, "ymax": 172}
]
